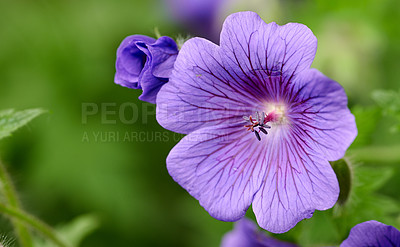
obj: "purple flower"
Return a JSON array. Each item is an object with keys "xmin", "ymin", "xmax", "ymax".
[
  {"xmin": 164, "ymin": 0, "xmax": 227, "ymax": 42},
  {"xmin": 114, "ymin": 35, "xmax": 178, "ymax": 104},
  {"xmin": 221, "ymin": 218, "xmax": 298, "ymax": 247},
  {"xmin": 156, "ymin": 11, "xmax": 357, "ymax": 233},
  {"xmin": 341, "ymin": 221, "xmax": 400, "ymax": 247}
]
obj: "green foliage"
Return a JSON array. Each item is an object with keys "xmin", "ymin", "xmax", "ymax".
[
  {"xmin": 0, "ymin": 109, "xmax": 46, "ymax": 140},
  {"xmin": 0, "ymin": 234, "xmax": 14, "ymax": 247},
  {"xmin": 349, "ymin": 106, "xmax": 380, "ymax": 148},
  {"xmin": 33, "ymin": 214, "xmax": 100, "ymax": 247},
  {"xmin": 372, "ymin": 89, "xmax": 400, "ymax": 115},
  {"xmin": 297, "ymin": 211, "xmax": 340, "ymax": 246},
  {"xmin": 372, "ymin": 89, "xmax": 400, "ymax": 132},
  {"xmin": 0, "ymin": 0, "xmax": 399, "ymax": 246},
  {"xmin": 337, "ymin": 164, "xmax": 399, "ymax": 228},
  {"xmin": 273, "ymin": 158, "xmax": 400, "ymax": 246},
  {"xmin": 331, "ymin": 159, "xmax": 352, "ymax": 205}
]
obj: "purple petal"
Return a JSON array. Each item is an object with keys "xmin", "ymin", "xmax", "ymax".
[
  {"xmin": 135, "ymin": 39, "xmax": 173, "ymax": 103},
  {"xmin": 157, "ymin": 37, "xmax": 260, "ymax": 134},
  {"xmin": 250, "ymin": 70, "xmax": 355, "ymax": 234},
  {"xmin": 137, "ymin": 61, "xmax": 168, "ymax": 104},
  {"xmin": 289, "ymin": 69, "xmax": 357, "ymax": 161},
  {"xmin": 115, "ymin": 35, "xmax": 178, "ymax": 104},
  {"xmin": 251, "ymin": 124, "xmax": 339, "ymax": 233},
  {"xmin": 167, "ymin": 124, "xmax": 266, "ymax": 221},
  {"xmin": 340, "ymin": 221, "xmax": 400, "ymax": 247},
  {"xmin": 115, "ymin": 35, "xmax": 156, "ymax": 89},
  {"xmin": 221, "ymin": 218, "xmax": 259, "ymax": 247},
  {"xmin": 148, "ymin": 36, "xmax": 179, "ymax": 78},
  {"xmin": 157, "ymin": 11, "xmax": 357, "ymax": 234},
  {"xmin": 221, "ymin": 218, "xmax": 298, "ymax": 247},
  {"xmin": 220, "ymin": 12, "xmax": 317, "ymax": 84},
  {"xmin": 163, "ymin": 0, "xmax": 224, "ymax": 41},
  {"xmin": 156, "ymin": 12, "xmax": 317, "ymax": 134}
]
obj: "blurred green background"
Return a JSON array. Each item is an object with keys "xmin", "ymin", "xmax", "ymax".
[{"xmin": 0, "ymin": 0, "xmax": 399, "ymax": 246}]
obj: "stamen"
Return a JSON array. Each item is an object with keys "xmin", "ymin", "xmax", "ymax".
[
  {"xmin": 243, "ymin": 111, "xmax": 272, "ymax": 141},
  {"xmin": 259, "ymin": 128, "xmax": 268, "ymax": 135},
  {"xmin": 254, "ymin": 131, "xmax": 261, "ymax": 141},
  {"xmin": 260, "ymin": 112, "xmax": 265, "ymax": 125}
]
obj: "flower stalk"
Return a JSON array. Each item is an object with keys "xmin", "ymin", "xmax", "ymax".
[
  {"xmin": 0, "ymin": 161, "xmax": 70, "ymax": 247},
  {"xmin": 349, "ymin": 145, "xmax": 400, "ymax": 163},
  {"xmin": 0, "ymin": 161, "xmax": 33, "ymax": 247},
  {"xmin": 0, "ymin": 203, "xmax": 70, "ymax": 247}
]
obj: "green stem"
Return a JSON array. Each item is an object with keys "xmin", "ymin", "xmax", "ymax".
[
  {"xmin": 349, "ymin": 145, "xmax": 400, "ymax": 163},
  {"xmin": 0, "ymin": 161, "xmax": 33, "ymax": 247},
  {"xmin": 0, "ymin": 203, "xmax": 70, "ymax": 247}
]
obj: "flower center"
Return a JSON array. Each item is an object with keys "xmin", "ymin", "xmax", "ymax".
[
  {"xmin": 264, "ymin": 103, "xmax": 287, "ymax": 124},
  {"xmin": 243, "ymin": 105, "xmax": 287, "ymax": 141},
  {"xmin": 243, "ymin": 112, "xmax": 272, "ymax": 141}
]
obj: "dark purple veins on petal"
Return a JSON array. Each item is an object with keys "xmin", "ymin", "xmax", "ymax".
[{"xmin": 156, "ymin": 11, "xmax": 358, "ymax": 234}]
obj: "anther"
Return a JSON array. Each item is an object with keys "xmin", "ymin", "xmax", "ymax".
[
  {"xmin": 254, "ymin": 131, "xmax": 261, "ymax": 141},
  {"xmin": 259, "ymin": 127, "xmax": 268, "ymax": 135},
  {"xmin": 243, "ymin": 111, "xmax": 272, "ymax": 141}
]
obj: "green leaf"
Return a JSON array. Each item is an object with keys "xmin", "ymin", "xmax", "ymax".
[
  {"xmin": 56, "ymin": 214, "xmax": 100, "ymax": 246},
  {"xmin": 0, "ymin": 108, "xmax": 46, "ymax": 140},
  {"xmin": 371, "ymin": 89, "xmax": 400, "ymax": 132},
  {"xmin": 349, "ymin": 145, "xmax": 400, "ymax": 163},
  {"xmin": 33, "ymin": 214, "xmax": 100, "ymax": 247},
  {"xmin": 349, "ymin": 106, "xmax": 380, "ymax": 148},
  {"xmin": 334, "ymin": 165, "xmax": 400, "ymax": 232},
  {"xmin": 372, "ymin": 89, "xmax": 400, "ymax": 115},
  {"xmin": 297, "ymin": 210, "xmax": 341, "ymax": 246},
  {"xmin": 355, "ymin": 166, "xmax": 394, "ymax": 193}
]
